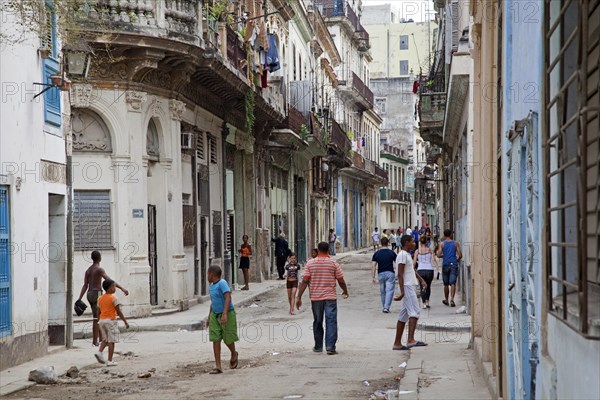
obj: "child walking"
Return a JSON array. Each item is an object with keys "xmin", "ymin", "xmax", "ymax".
[
  {"xmin": 284, "ymin": 253, "xmax": 300, "ymax": 315},
  {"xmin": 94, "ymin": 279, "xmax": 129, "ymax": 366},
  {"xmin": 206, "ymin": 265, "xmax": 239, "ymax": 374}
]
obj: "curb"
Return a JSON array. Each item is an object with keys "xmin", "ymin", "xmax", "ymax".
[
  {"xmin": 73, "ymin": 282, "xmax": 285, "ymax": 338},
  {"xmin": 417, "ymin": 323, "xmax": 471, "ymax": 333}
]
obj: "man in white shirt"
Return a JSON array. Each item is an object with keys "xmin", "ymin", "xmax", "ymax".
[
  {"xmin": 392, "ymin": 235, "xmax": 427, "ymax": 350},
  {"xmin": 371, "ymin": 227, "xmax": 381, "ymax": 251}
]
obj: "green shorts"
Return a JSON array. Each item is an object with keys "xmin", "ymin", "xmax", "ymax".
[{"xmin": 208, "ymin": 309, "xmax": 239, "ymax": 344}]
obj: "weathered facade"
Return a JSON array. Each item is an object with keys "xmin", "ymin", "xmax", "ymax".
[
  {"xmin": 429, "ymin": 0, "xmax": 600, "ymax": 399},
  {"xmin": 0, "ymin": 0, "xmax": 388, "ymax": 369}
]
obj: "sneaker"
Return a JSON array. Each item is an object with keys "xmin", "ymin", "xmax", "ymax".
[
  {"xmin": 382, "ymin": 308, "xmax": 390, "ymax": 313},
  {"xmin": 106, "ymin": 361, "xmax": 118, "ymax": 367},
  {"xmin": 326, "ymin": 349, "xmax": 337, "ymax": 355},
  {"xmin": 423, "ymin": 304, "xmax": 428, "ymax": 309},
  {"xmin": 312, "ymin": 347, "xmax": 323, "ymax": 353},
  {"xmin": 94, "ymin": 351, "xmax": 106, "ymax": 364}
]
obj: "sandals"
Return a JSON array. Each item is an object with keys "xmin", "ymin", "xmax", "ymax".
[
  {"xmin": 209, "ymin": 368, "xmax": 222, "ymax": 374},
  {"xmin": 230, "ymin": 351, "xmax": 239, "ymax": 369},
  {"xmin": 450, "ymin": 300, "xmax": 456, "ymax": 307}
]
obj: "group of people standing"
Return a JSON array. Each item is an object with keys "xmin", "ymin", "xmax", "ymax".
[{"xmin": 371, "ymin": 229, "xmax": 462, "ymax": 349}]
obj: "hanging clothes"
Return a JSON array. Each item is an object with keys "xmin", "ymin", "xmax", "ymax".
[{"xmin": 266, "ymin": 34, "xmax": 280, "ymax": 72}]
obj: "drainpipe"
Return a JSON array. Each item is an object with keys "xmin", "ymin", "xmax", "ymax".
[
  {"xmin": 65, "ymin": 115, "xmax": 73, "ymax": 348},
  {"xmin": 221, "ymin": 122, "xmax": 231, "ymax": 284}
]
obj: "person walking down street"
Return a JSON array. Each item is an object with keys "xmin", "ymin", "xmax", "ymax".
[
  {"xmin": 381, "ymin": 229, "xmax": 389, "ymax": 240},
  {"xmin": 238, "ymin": 235, "xmax": 252, "ymax": 290},
  {"xmin": 436, "ymin": 229, "xmax": 463, "ymax": 307},
  {"xmin": 272, "ymin": 231, "xmax": 290, "ymax": 280},
  {"xmin": 328, "ymin": 229, "xmax": 337, "ymax": 256},
  {"xmin": 371, "ymin": 227, "xmax": 381, "ymax": 251},
  {"xmin": 393, "ymin": 235, "xmax": 428, "ymax": 350},
  {"xmin": 413, "ymin": 237, "xmax": 437, "ymax": 309},
  {"xmin": 284, "ymin": 253, "xmax": 301, "ymax": 315},
  {"xmin": 94, "ymin": 279, "xmax": 129, "ymax": 366},
  {"xmin": 410, "ymin": 226, "xmax": 419, "ymax": 257},
  {"xmin": 390, "ymin": 230, "xmax": 397, "ymax": 251},
  {"xmin": 424, "ymin": 227, "xmax": 432, "ymax": 248},
  {"xmin": 371, "ymin": 237, "xmax": 397, "ymax": 313},
  {"xmin": 78, "ymin": 251, "xmax": 129, "ymax": 347},
  {"xmin": 206, "ymin": 266, "xmax": 239, "ymax": 374},
  {"xmin": 296, "ymin": 242, "xmax": 349, "ymax": 355},
  {"xmin": 396, "ymin": 228, "xmax": 403, "ymax": 252}
]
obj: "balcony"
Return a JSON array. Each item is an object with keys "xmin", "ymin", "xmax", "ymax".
[
  {"xmin": 418, "ymin": 72, "xmax": 446, "ymax": 147},
  {"xmin": 225, "ymin": 25, "xmax": 247, "ymax": 77},
  {"xmin": 327, "ymin": 118, "xmax": 352, "ymax": 167},
  {"xmin": 339, "ymin": 72, "xmax": 374, "ymax": 110},
  {"xmin": 315, "ymin": 1, "xmax": 370, "ymax": 49},
  {"xmin": 380, "ymin": 188, "xmax": 411, "ymax": 202},
  {"xmin": 342, "ymin": 152, "xmax": 388, "ymax": 185},
  {"xmin": 80, "ymin": 0, "xmax": 201, "ymax": 45}
]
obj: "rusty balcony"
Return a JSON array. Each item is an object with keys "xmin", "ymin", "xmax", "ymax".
[
  {"xmin": 327, "ymin": 118, "xmax": 352, "ymax": 167},
  {"xmin": 315, "ymin": 0, "xmax": 369, "ymax": 46},
  {"xmin": 339, "ymin": 72, "xmax": 374, "ymax": 111},
  {"xmin": 418, "ymin": 72, "xmax": 446, "ymax": 147},
  {"xmin": 225, "ymin": 25, "xmax": 248, "ymax": 77}
]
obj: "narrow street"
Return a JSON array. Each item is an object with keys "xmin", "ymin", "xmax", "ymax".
[{"xmin": 6, "ymin": 253, "xmax": 489, "ymax": 400}]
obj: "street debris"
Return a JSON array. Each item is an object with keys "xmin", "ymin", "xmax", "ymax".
[
  {"xmin": 148, "ymin": 368, "xmax": 156, "ymax": 373},
  {"xmin": 283, "ymin": 396, "xmax": 304, "ymax": 399},
  {"xmin": 362, "ymin": 380, "xmax": 370, "ymax": 387},
  {"xmin": 456, "ymin": 305, "xmax": 467, "ymax": 314},
  {"xmin": 28, "ymin": 366, "xmax": 58, "ymax": 384},
  {"xmin": 399, "ymin": 362, "xmax": 407, "ymax": 369},
  {"xmin": 137, "ymin": 372, "xmax": 152, "ymax": 379},
  {"xmin": 271, "ymin": 352, "xmax": 280, "ymax": 356},
  {"xmin": 249, "ymin": 303, "xmax": 259, "ymax": 308},
  {"xmin": 65, "ymin": 366, "xmax": 79, "ymax": 378}
]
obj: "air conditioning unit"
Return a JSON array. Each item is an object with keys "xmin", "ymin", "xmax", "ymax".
[{"xmin": 181, "ymin": 132, "xmax": 193, "ymax": 150}]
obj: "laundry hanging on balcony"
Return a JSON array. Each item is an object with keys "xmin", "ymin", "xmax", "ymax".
[{"xmin": 266, "ymin": 34, "xmax": 280, "ymax": 72}]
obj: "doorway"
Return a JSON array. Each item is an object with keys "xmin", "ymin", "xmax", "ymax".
[
  {"xmin": 148, "ymin": 204, "xmax": 158, "ymax": 306},
  {"xmin": 294, "ymin": 176, "xmax": 306, "ymax": 263},
  {"xmin": 48, "ymin": 194, "xmax": 66, "ymax": 345}
]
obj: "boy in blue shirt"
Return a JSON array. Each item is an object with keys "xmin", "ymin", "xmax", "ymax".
[{"xmin": 205, "ymin": 265, "xmax": 239, "ymax": 374}]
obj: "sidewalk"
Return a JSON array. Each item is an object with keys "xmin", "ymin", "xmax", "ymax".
[
  {"xmin": 396, "ymin": 276, "xmax": 489, "ymax": 399},
  {"xmin": 1, "ymin": 279, "xmax": 284, "ymax": 397}
]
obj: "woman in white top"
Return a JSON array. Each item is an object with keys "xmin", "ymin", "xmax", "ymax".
[{"xmin": 413, "ymin": 236, "xmax": 438, "ymax": 309}]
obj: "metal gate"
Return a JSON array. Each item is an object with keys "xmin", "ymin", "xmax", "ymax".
[
  {"xmin": 0, "ymin": 186, "xmax": 11, "ymax": 336},
  {"xmin": 505, "ymin": 112, "xmax": 539, "ymax": 400},
  {"xmin": 148, "ymin": 204, "xmax": 158, "ymax": 306}
]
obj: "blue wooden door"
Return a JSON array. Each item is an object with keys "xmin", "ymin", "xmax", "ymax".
[
  {"xmin": 0, "ymin": 186, "xmax": 11, "ymax": 336},
  {"xmin": 505, "ymin": 113, "xmax": 540, "ymax": 400}
]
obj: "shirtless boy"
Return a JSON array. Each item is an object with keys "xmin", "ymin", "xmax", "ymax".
[{"xmin": 78, "ymin": 251, "xmax": 129, "ymax": 346}]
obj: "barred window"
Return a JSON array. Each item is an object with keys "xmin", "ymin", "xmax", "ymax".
[
  {"xmin": 544, "ymin": 0, "xmax": 600, "ymax": 337},
  {"xmin": 74, "ymin": 191, "xmax": 112, "ymax": 250}
]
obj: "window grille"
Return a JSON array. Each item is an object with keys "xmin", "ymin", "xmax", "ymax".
[
  {"xmin": 74, "ymin": 191, "xmax": 112, "ymax": 249},
  {"xmin": 544, "ymin": 0, "xmax": 600, "ymax": 337}
]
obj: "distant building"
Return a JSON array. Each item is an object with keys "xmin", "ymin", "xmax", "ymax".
[{"xmin": 362, "ymin": 5, "xmax": 437, "ymax": 79}]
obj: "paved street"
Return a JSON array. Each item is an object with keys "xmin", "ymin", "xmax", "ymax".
[{"xmin": 3, "ymin": 253, "xmax": 489, "ymax": 399}]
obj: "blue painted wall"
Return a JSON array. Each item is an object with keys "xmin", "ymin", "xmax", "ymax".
[{"xmin": 501, "ymin": 1, "xmax": 544, "ymax": 398}]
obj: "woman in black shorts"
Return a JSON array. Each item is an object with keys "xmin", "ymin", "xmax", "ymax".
[
  {"xmin": 238, "ymin": 235, "xmax": 252, "ymax": 290},
  {"xmin": 284, "ymin": 253, "xmax": 300, "ymax": 315}
]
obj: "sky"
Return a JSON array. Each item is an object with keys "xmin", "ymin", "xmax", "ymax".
[{"xmin": 362, "ymin": 0, "xmax": 436, "ymax": 22}]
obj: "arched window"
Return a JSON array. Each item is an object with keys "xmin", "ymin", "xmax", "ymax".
[{"xmin": 71, "ymin": 109, "xmax": 112, "ymax": 152}]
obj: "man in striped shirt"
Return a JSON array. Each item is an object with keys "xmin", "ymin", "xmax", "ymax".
[{"xmin": 296, "ymin": 242, "xmax": 349, "ymax": 355}]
